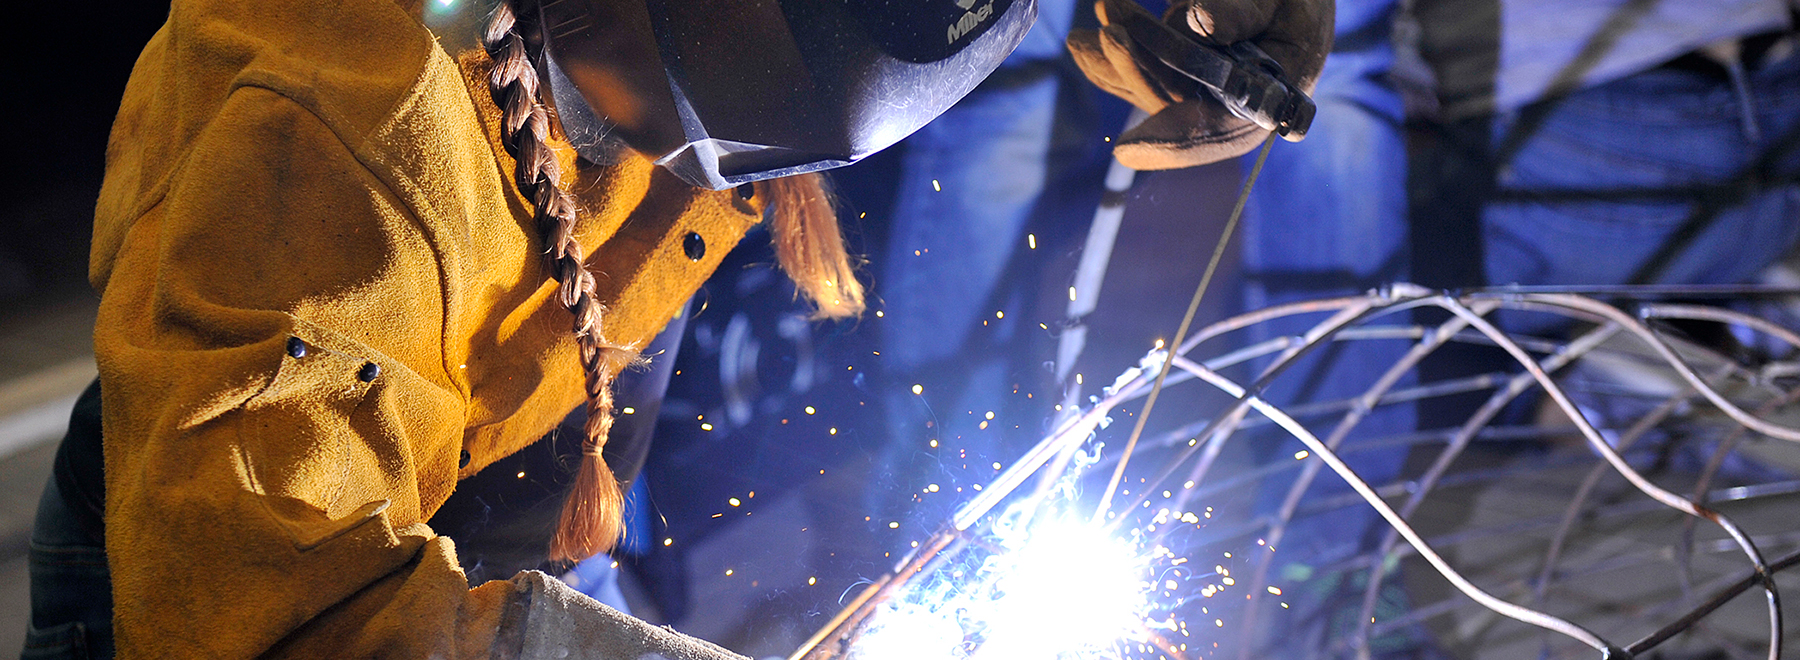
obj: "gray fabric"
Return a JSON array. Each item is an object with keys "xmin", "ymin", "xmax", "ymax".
[
  {"xmin": 505, "ymin": 571, "xmax": 749, "ymax": 660},
  {"xmin": 1415, "ymin": 0, "xmax": 1791, "ymax": 119}
]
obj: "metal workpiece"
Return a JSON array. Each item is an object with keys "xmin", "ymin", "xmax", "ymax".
[{"xmin": 794, "ymin": 286, "xmax": 1800, "ymax": 660}]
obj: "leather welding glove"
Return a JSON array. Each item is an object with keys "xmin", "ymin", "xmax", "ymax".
[
  {"xmin": 1067, "ymin": 0, "xmax": 1333, "ymax": 169},
  {"xmin": 499, "ymin": 570, "xmax": 749, "ymax": 660}
]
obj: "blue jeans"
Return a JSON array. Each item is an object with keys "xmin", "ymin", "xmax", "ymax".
[
  {"xmin": 22, "ymin": 382, "xmax": 112, "ymax": 660},
  {"xmin": 1485, "ymin": 48, "xmax": 1800, "ymax": 295},
  {"xmin": 1237, "ymin": 4, "xmax": 1800, "ymax": 651}
]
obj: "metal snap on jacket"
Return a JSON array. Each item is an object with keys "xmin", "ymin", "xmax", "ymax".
[
  {"xmin": 286, "ymin": 337, "xmax": 308, "ymax": 359},
  {"xmin": 458, "ymin": 450, "xmax": 471, "ymax": 469},
  {"xmin": 683, "ymin": 232, "xmax": 706, "ymax": 261},
  {"xmin": 357, "ymin": 362, "xmax": 381, "ymax": 382}
]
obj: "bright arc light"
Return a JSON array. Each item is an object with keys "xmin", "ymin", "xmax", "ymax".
[
  {"xmin": 850, "ymin": 516, "xmax": 1149, "ymax": 660},
  {"xmin": 981, "ymin": 520, "xmax": 1146, "ymax": 657}
]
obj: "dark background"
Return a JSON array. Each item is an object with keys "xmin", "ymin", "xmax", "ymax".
[{"xmin": 0, "ymin": 3, "xmax": 173, "ymax": 310}]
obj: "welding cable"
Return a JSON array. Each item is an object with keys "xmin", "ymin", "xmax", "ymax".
[{"xmin": 1092, "ymin": 132, "xmax": 1277, "ymax": 522}]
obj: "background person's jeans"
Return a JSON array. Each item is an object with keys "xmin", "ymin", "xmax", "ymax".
[{"xmin": 1484, "ymin": 47, "xmax": 1800, "ymax": 297}]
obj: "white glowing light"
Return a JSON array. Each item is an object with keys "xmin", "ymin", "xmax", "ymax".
[{"xmin": 849, "ymin": 515, "xmax": 1151, "ymax": 660}]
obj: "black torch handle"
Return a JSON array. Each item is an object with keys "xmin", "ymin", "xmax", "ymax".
[{"xmin": 1112, "ymin": 7, "xmax": 1315, "ymax": 140}]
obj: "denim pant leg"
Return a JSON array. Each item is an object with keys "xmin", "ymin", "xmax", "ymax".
[
  {"xmin": 1485, "ymin": 51, "xmax": 1800, "ymax": 302},
  {"xmin": 22, "ymin": 476, "xmax": 113, "ymax": 660}
]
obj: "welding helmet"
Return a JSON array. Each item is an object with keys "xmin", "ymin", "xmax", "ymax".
[{"xmin": 536, "ymin": 0, "xmax": 1037, "ymax": 190}]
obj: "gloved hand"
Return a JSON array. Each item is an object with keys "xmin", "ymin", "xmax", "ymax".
[{"xmin": 1067, "ymin": 0, "xmax": 1333, "ymax": 169}]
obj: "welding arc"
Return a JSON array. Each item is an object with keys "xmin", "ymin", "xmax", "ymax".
[{"xmin": 1092, "ymin": 133, "xmax": 1277, "ymax": 523}]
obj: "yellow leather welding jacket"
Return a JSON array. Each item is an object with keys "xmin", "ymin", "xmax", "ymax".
[{"xmin": 88, "ymin": 0, "xmax": 761, "ymax": 655}]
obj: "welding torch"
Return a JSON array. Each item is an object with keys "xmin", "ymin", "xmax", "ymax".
[{"xmin": 1111, "ymin": 4, "xmax": 1316, "ymax": 140}]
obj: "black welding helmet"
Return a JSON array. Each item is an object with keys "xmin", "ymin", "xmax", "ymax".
[{"xmin": 537, "ymin": 0, "xmax": 1037, "ymax": 190}]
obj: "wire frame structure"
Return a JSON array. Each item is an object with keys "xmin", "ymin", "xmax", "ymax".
[{"xmin": 791, "ymin": 284, "xmax": 1800, "ymax": 660}]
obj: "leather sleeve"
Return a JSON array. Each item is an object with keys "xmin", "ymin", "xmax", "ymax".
[{"xmin": 95, "ymin": 84, "xmax": 504, "ymax": 659}]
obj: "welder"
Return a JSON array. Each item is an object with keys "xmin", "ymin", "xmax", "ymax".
[{"xmin": 20, "ymin": 0, "xmax": 1331, "ymax": 657}]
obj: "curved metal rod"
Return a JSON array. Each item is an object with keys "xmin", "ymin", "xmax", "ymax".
[
  {"xmin": 1331, "ymin": 539, "xmax": 1800, "ymax": 660},
  {"xmin": 1627, "ymin": 548, "xmax": 1800, "ymax": 657},
  {"xmin": 1640, "ymin": 303, "xmax": 1800, "ymax": 352},
  {"xmin": 1539, "ymin": 389, "xmax": 1695, "ymax": 604},
  {"xmin": 1678, "ymin": 382, "xmax": 1800, "ymax": 603},
  {"xmin": 1168, "ymin": 357, "xmax": 1621, "ymax": 655},
  {"xmin": 1240, "ymin": 297, "xmax": 1501, "ymax": 658},
  {"xmin": 1039, "ymin": 325, "xmax": 1436, "ymax": 507},
  {"xmin": 1516, "ymin": 294, "xmax": 1800, "ymax": 443},
  {"xmin": 1351, "ymin": 320, "xmax": 1622, "ymax": 656},
  {"xmin": 1175, "ymin": 295, "xmax": 1377, "ymax": 357},
  {"xmin": 1529, "ymin": 365, "xmax": 1730, "ymax": 658},
  {"xmin": 1106, "ymin": 289, "xmax": 1429, "ymax": 529},
  {"xmin": 1440, "ymin": 297, "xmax": 1782, "ymax": 660},
  {"xmin": 1167, "ymin": 404, "xmax": 1254, "ymax": 515}
]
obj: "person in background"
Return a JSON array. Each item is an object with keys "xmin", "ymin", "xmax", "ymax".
[{"xmin": 1071, "ymin": 0, "xmax": 1797, "ymax": 654}]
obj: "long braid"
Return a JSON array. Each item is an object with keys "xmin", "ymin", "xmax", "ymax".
[{"xmin": 483, "ymin": 0, "xmax": 632, "ymax": 563}]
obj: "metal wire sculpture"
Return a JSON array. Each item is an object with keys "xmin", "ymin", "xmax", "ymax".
[{"xmin": 792, "ymin": 284, "xmax": 1800, "ymax": 660}]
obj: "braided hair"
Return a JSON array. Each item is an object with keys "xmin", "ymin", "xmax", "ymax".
[
  {"xmin": 481, "ymin": 0, "xmax": 864, "ymax": 563},
  {"xmin": 483, "ymin": 0, "xmax": 632, "ymax": 562}
]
